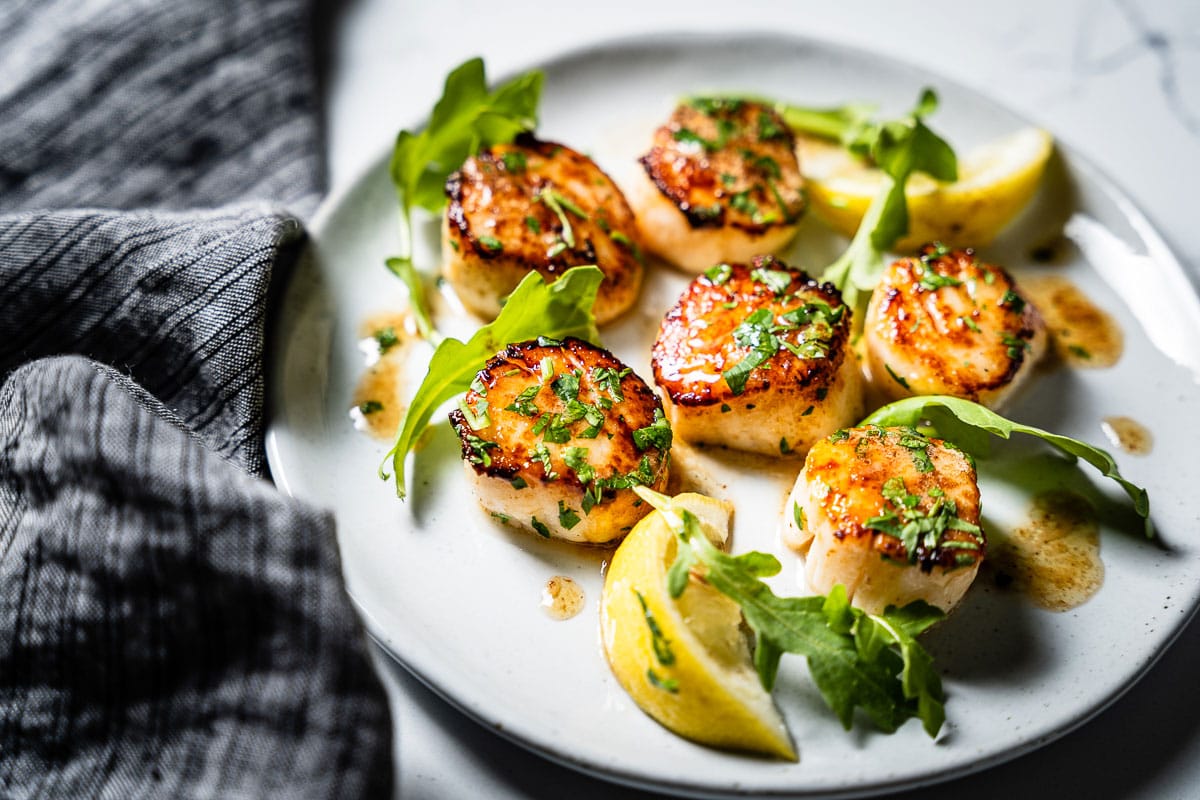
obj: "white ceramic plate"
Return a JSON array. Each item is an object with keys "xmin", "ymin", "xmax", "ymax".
[{"xmin": 266, "ymin": 34, "xmax": 1200, "ymax": 799}]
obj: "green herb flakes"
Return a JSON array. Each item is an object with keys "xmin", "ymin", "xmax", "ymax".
[
  {"xmin": 704, "ymin": 263, "xmax": 733, "ymax": 285},
  {"xmin": 885, "ymin": 364, "xmax": 910, "ymax": 389},
  {"xmin": 1000, "ymin": 289, "xmax": 1026, "ymax": 313},
  {"xmin": 633, "ymin": 408, "xmax": 673, "ymax": 452},
  {"xmin": 558, "ymin": 501, "xmax": 582, "ymax": 530},
  {"xmin": 478, "ymin": 235, "xmax": 504, "ymax": 252}
]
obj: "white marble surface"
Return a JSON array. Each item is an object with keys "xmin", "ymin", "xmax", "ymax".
[{"xmin": 319, "ymin": 1, "xmax": 1200, "ymax": 797}]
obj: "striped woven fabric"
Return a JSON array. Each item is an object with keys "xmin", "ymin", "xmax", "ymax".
[{"xmin": 0, "ymin": 1, "xmax": 393, "ymax": 798}]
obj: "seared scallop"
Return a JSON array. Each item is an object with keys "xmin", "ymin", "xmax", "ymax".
[
  {"xmin": 651, "ymin": 256, "xmax": 862, "ymax": 458},
  {"xmin": 449, "ymin": 337, "xmax": 671, "ymax": 544},
  {"xmin": 631, "ymin": 98, "xmax": 806, "ymax": 273},
  {"xmin": 782, "ymin": 426, "xmax": 985, "ymax": 615},
  {"xmin": 444, "ymin": 135, "xmax": 644, "ymax": 325},
  {"xmin": 864, "ymin": 244, "xmax": 1047, "ymax": 408}
]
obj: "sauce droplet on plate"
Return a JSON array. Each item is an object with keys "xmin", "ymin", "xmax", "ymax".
[
  {"xmin": 1101, "ymin": 416, "xmax": 1153, "ymax": 456},
  {"xmin": 541, "ymin": 576, "xmax": 585, "ymax": 620},
  {"xmin": 1023, "ymin": 276, "xmax": 1122, "ymax": 368},
  {"xmin": 987, "ymin": 490, "xmax": 1103, "ymax": 611},
  {"xmin": 350, "ymin": 311, "xmax": 415, "ymax": 440}
]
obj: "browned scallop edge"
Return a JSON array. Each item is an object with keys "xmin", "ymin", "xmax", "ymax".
[
  {"xmin": 653, "ymin": 260, "xmax": 853, "ymax": 407},
  {"xmin": 884, "ymin": 245, "xmax": 1041, "ymax": 394},
  {"xmin": 449, "ymin": 337, "xmax": 670, "ymax": 491}
]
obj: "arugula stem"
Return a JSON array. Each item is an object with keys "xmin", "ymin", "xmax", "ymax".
[
  {"xmin": 776, "ymin": 102, "xmax": 874, "ymax": 142},
  {"xmin": 821, "ymin": 177, "xmax": 892, "ymax": 314},
  {"xmin": 385, "ymin": 205, "xmax": 440, "ymax": 344}
]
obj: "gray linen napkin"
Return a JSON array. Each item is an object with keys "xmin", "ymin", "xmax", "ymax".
[{"xmin": 0, "ymin": 0, "xmax": 393, "ymax": 797}]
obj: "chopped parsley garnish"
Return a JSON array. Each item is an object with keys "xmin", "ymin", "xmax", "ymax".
[
  {"xmin": 510, "ymin": 476, "xmax": 528, "ymax": 490},
  {"xmin": 753, "ymin": 154, "xmax": 781, "ymax": 178},
  {"xmin": 373, "ymin": 327, "xmax": 400, "ymax": 353},
  {"xmin": 530, "ymin": 516, "xmax": 551, "ymax": 538},
  {"xmin": 720, "ymin": 403, "xmax": 732, "ymax": 413},
  {"xmin": 1068, "ymin": 344, "xmax": 1091, "ymax": 360},
  {"xmin": 962, "ymin": 316, "xmax": 981, "ymax": 333},
  {"xmin": 633, "ymin": 408, "xmax": 673, "ymax": 452},
  {"xmin": 607, "ymin": 230, "xmax": 644, "ymax": 264},
  {"xmin": 672, "ymin": 127, "xmax": 715, "ymax": 150},
  {"xmin": 779, "ymin": 437, "xmax": 793, "ymax": 455},
  {"xmin": 647, "ymin": 669, "xmax": 679, "ymax": 693},
  {"xmin": 756, "ymin": 110, "xmax": 786, "ymax": 140},
  {"xmin": 801, "ymin": 405, "xmax": 814, "ymax": 417},
  {"xmin": 688, "ymin": 96, "xmax": 743, "ymax": 116},
  {"xmin": 532, "ymin": 442, "xmax": 557, "ymax": 479},
  {"xmin": 551, "ymin": 370, "xmax": 582, "ymax": 403},
  {"xmin": 919, "ymin": 242, "xmax": 951, "ymax": 263},
  {"xmin": 464, "ymin": 435, "xmax": 499, "ymax": 467},
  {"xmin": 884, "ymin": 364, "xmax": 910, "ymax": 389},
  {"xmin": 917, "ymin": 268, "xmax": 963, "ymax": 291},
  {"xmin": 634, "ymin": 589, "xmax": 675, "ymax": 666},
  {"xmin": 501, "ymin": 150, "xmax": 527, "ymax": 173},
  {"xmin": 477, "ymin": 235, "xmax": 503, "ymax": 252},
  {"xmin": 1000, "ymin": 289, "xmax": 1026, "ymax": 314},
  {"xmin": 490, "ymin": 511, "xmax": 511, "ymax": 524},
  {"xmin": 563, "ymin": 446, "xmax": 596, "ymax": 485},
  {"xmin": 730, "ymin": 190, "xmax": 760, "ymax": 220},
  {"xmin": 558, "ymin": 501, "xmax": 581, "ymax": 530},
  {"xmin": 792, "ymin": 501, "xmax": 805, "ymax": 530},
  {"xmin": 750, "ymin": 267, "xmax": 794, "ymax": 296},
  {"xmin": 524, "ymin": 215, "xmax": 541, "ymax": 233},
  {"xmin": 506, "ymin": 384, "xmax": 541, "ymax": 416},
  {"xmin": 1002, "ymin": 333, "xmax": 1031, "ymax": 360},
  {"xmin": 897, "ymin": 429, "xmax": 935, "ymax": 473},
  {"xmin": 704, "ymin": 263, "xmax": 733, "ymax": 285},
  {"xmin": 864, "ymin": 476, "xmax": 982, "ymax": 571},
  {"xmin": 358, "ymin": 400, "xmax": 384, "ymax": 415},
  {"xmin": 536, "ymin": 188, "xmax": 587, "ymax": 248},
  {"xmin": 591, "ymin": 366, "xmax": 631, "ymax": 402},
  {"xmin": 721, "ymin": 302, "xmax": 844, "ymax": 395}
]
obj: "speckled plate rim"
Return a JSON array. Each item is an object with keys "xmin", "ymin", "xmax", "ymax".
[{"xmin": 267, "ymin": 30, "xmax": 1200, "ymax": 800}]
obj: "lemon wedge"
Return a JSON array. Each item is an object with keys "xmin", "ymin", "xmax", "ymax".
[
  {"xmin": 600, "ymin": 492, "xmax": 796, "ymax": 760},
  {"xmin": 798, "ymin": 127, "xmax": 1054, "ymax": 251}
]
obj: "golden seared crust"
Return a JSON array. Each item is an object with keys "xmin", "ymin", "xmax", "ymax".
[
  {"xmin": 444, "ymin": 135, "xmax": 643, "ymax": 325},
  {"xmin": 448, "ymin": 337, "xmax": 670, "ymax": 543},
  {"xmin": 865, "ymin": 244, "xmax": 1047, "ymax": 407},
  {"xmin": 639, "ymin": 99, "xmax": 805, "ymax": 232},
  {"xmin": 650, "ymin": 256, "xmax": 863, "ymax": 457},
  {"xmin": 804, "ymin": 426, "xmax": 984, "ymax": 572}
]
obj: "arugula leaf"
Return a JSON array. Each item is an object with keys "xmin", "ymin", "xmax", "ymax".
[
  {"xmin": 381, "ymin": 266, "xmax": 603, "ymax": 497},
  {"xmin": 789, "ymin": 90, "xmax": 957, "ymax": 313},
  {"xmin": 636, "ymin": 488, "xmax": 947, "ymax": 737},
  {"xmin": 861, "ymin": 395, "xmax": 1152, "ymax": 535},
  {"xmin": 388, "ymin": 58, "xmax": 545, "ymax": 341}
]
